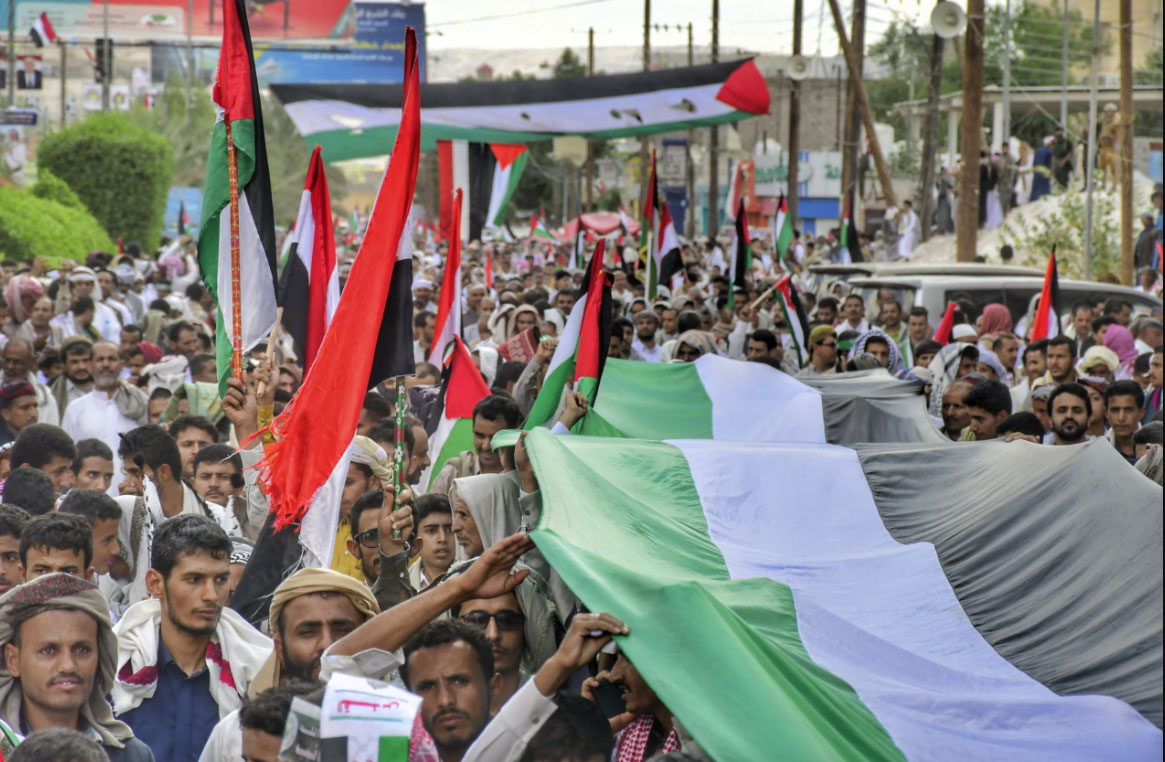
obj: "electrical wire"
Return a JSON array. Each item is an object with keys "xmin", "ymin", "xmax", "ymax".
[{"xmin": 428, "ymin": 0, "xmax": 617, "ymax": 29}]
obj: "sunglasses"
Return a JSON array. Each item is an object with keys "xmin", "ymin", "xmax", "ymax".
[
  {"xmin": 353, "ymin": 528, "xmax": 379, "ymax": 549},
  {"xmin": 460, "ymin": 610, "xmax": 525, "ymax": 632},
  {"xmin": 819, "ymin": 341, "xmax": 837, "ymax": 349}
]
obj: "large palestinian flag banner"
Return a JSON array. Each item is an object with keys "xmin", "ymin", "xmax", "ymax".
[
  {"xmin": 271, "ymin": 59, "xmax": 770, "ymax": 161},
  {"xmin": 523, "ymin": 429, "xmax": 1162, "ymax": 761},
  {"xmin": 197, "ymin": 0, "xmax": 278, "ymax": 394},
  {"xmin": 574, "ymin": 354, "xmax": 824, "ymax": 444}
]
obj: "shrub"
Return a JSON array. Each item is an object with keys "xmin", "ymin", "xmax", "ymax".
[
  {"xmin": 0, "ymin": 187, "xmax": 116, "ymax": 264},
  {"xmin": 30, "ymin": 170, "xmax": 85, "ymax": 210},
  {"xmin": 37, "ymin": 112, "xmax": 174, "ymax": 251}
]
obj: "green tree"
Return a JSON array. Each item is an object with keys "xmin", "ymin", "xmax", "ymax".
[
  {"xmin": 553, "ymin": 48, "xmax": 587, "ymax": 78},
  {"xmin": 37, "ymin": 112, "xmax": 174, "ymax": 251},
  {"xmin": 1134, "ymin": 47, "xmax": 1163, "ymax": 85},
  {"xmin": 0, "ymin": 186, "xmax": 116, "ymax": 263}
]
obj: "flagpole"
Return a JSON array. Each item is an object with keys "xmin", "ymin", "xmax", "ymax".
[
  {"xmin": 392, "ymin": 377, "xmax": 407, "ymax": 537},
  {"xmin": 225, "ymin": 118, "xmax": 245, "ymax": 382}
]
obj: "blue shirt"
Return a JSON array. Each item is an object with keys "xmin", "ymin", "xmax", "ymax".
[{"xmin": 119, "ymin": 639, "xmax": 220, "ymax": 762}]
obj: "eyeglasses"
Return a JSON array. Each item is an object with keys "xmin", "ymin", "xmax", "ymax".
[
  {"xmin": 353, "ymin": 528, "xmax": 379, "ymax": 549},
  {"xmin": 460, "ymin": 610, "xmax": 525, "ymax": 632},
  {"xmin": 819, "ymin": 341, "xmax": 837, "ymax": 349}
]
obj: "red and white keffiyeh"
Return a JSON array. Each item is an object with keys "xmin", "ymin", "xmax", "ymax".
[{"xmin": 615, "ymin": 715, "xmax": 679, "ymax": 762}]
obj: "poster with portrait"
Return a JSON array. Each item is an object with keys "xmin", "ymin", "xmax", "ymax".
[{"xmin": 16, "ymin": 56, "xmax": 44, "ymax": 90}]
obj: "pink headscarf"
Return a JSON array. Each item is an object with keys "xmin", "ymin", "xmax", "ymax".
[
  {"xmin": 4, "ymin": 275, "xmax": 45, "ymax": 323},
  {"xmin": 977, "ymin": 303, "xmax": 1013, "ymax": 337},
  {"xmin": 1102, "ymin": 324, "xmax": 1138, "ymax": 374}
]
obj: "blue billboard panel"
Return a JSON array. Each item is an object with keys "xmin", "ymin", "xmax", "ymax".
[{"xmin": 255, "ymin": 2, "xmax": 425, "ymax": 85}]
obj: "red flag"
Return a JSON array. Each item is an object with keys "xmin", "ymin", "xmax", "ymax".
[
  {"xmin": 430, "ymin": 189, "xmax": 463, "ymax": 365},
  {"xmin": 256, "ymin": 28, "xmax": 421, "ymax": 530},
  {"xmin": 933, "ymin": 302, "xmax": 957, "ymax": 346},
  {"xmin": 573, "ymin": 239, "xmax": 612, "ymax": 387},
  {"xmin": 443, "ymin": 336, "xmax": 490, "ymax": 417},
  {"xmin": 278, "ymin": 145, "xmax": 338, "ymax": 376},
  {"xmin": 1029, "ymin": 248, "xmax": 1062, "ymax": 341},
  {"xmin": 484, "ymin": 253, "xmax": 493, "ymax": 289}
]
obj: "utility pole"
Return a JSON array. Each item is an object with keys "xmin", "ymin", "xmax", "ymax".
[
  {"xmin": 787, "ymin": 0, "xmax": 803, "ymax": 223},
  {"xmin": 839, "ymin": 0, "xmax": 865, "ymax": 227},
  {"xmin": 827, "ymin": 0, "xmax": 897, "ymax": 210},
  {"xmin": 101, "ymin": 0, "xmax": 110, "ymax": 111},
  {"xmin": 1083, "ymin": 0, "xmax": 1100, "ymax": 280},
  {"xmin": 956, "ymin": 0, "xmax": 985, "ymax": 263},
  {"xmin": 1119, "ymin": 0, "xmax": 1134, "ymax": 285},
  {"xmin": 59, "ymin": 42, "xmax": 67, "ymax": 129},
  {"xmin": 1001, "ymin": 0, "xmax": 1011, "ymax": 148},
  {"xmin": 918, "ymin": 33, "xmax": 945, "ymax": 243},
  {"xmin": 639, "ymin": 0, "xmax": 650, "ymax": 217},
  {"xmin": 186, "ymin": 0, "xmax": 194, "ymax": 121},
  {"xmin": 6, "ymin": 0, "xmax": 14, "ymax": 106},
  {"xmin": 1060, "ymin": 0, "xmax": 1069, "ymax": 127},
  {"xmin": 686, "ymin": 22, "xmax": 696, "ymax": 239},
  {"xmin": 585, "ymin": 26, "xmax": 594, "ymax": 213},
  {"xmin": 708, "ymin": 0, "xmax": 719, "ymax": 236}
]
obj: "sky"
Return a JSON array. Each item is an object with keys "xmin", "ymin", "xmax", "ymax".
[{"xmin": 422, "ymin": 0, "xmax": 934, "ymax": 57}]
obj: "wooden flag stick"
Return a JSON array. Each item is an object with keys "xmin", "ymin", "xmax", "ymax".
[
  {"xmin": 254, "ymin": 307, "xmax": 283, "ymax": 399},
  {"xmin": 225, "ymin": 119, "xmax": 244, "ymax": 383},
  {"xmin": 749, "ymin": 283, "xmax": 777, "ymax": 312}
]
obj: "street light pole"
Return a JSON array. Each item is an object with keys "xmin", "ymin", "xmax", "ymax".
[
  {"xmin": 102, "ymin": 0, "xmax": 110, "ymax": 111},
  {"xmin": 1083, "ymin": 0, "xmax": 1100, "ymax": 281}
]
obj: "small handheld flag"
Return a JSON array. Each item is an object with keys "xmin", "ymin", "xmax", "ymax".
[
  {"xmin": 30, "ymin": 12, "xmax": 57, "ymax": 47},
  {"xmin": 1029, "ymin": 247, "xmax": 1062, "ymax": 341}
]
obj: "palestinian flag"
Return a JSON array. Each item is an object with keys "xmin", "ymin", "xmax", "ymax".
[
  {"xmin": 933, "ymin": 302, "xmax": 957, "ymax": 346},
  {"xmin": 483, "ymin": 144, "xmax": 527, "ymax": 231},
  {"xmin": 278, "ymin": 145, "xmax": 339, "ymax": 376},
  {"xmin": 573, "ymin": 353, "xmax": 824, "ymax": 443},
  {"xmin": 524, "ymin": 240, "xmax": 612, "ymax": 429},
  {"xmin": 523, "ymin": 429, "xmax": 1162, "ymax": 761},
  {"xmin": 254, "ymin": 27, "xmax": 421, "ymax": 531},
  {"xmin": 272, "ymin": 59, "xmax": 770, "ymax": 162},
  {"xmin": 1029, "ymin": 248, "xmax": 1063, "ymax": 341},
  {"xmin": 29, "ymin": 12, "xmax": 56, "ymax": 47},
  {"xmin": 840, "ymin": 192, "xmax": 864, "ymax": 264},
  {"xmin": 429, "ymin": 189, "xmax": 463, "ymax": 365},
  {"xmin": 644, "ymin": 150, "xmax": 682, "ymax": 300},
  {"xmin": 724, "ymin": 160, "xmax": 745, "ymax": 221},
  {"xmin": 197, "ymin": 0, "xmax": 278, "ymax": 395},
  {"xmin": 420, "ymin": 336, "xmax": 491, "ymax": 490},
  {"xmin": 529, "ymin": 212, "xmax": 555, "ymax": 244},
  {"xmin": 727, "ymin": 197, "xmax": 751, "ymax": 309},
  {"xmin": 437, "ymin": 140, "xmax": 529, "ymax": 242},
  {"xmin": 774, "ymin": 275, "xmax": 810, "ymax": 367},
  {"xmin": 84, "ymin": 48, "xmax": 104, "ymax": 82},
  {"xmin": 773, "ymin": 192, "xmax": 795, "ymax": 275}
]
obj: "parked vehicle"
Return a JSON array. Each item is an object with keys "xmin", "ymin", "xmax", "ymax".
[
  {"xmin": 805, "ymin": 262, "xmax": 1044, "ymax": 298},
  {"xmin": 844, "ymin": 275, "xmax": 1162, "ymax": 328}
]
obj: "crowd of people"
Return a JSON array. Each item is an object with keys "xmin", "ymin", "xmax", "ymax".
[{"xmin": 0, "ymin": 222, "xmax": 1158, "ymax": 762}]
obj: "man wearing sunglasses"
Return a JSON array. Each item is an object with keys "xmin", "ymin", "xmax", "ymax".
[{"xmin": 797, "ymin": 325, "xmax": 838, "ymax": 378}]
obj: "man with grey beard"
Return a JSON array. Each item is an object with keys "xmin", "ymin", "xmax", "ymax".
[{"xmin": 61, "ymin": 341, "xmax": 149, "ymax": 472}]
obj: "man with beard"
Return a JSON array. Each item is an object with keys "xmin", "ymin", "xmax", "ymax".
[
  {"xmin": 49, "ymin": 338, "xmax": 94, "ymax": 421},
  {"xmin": 941, "ymin": 381, "xmax": 974, "ymax": 441},
  {"xmin": 61, "ymin": 343, "xmax": 147, "ymax": 479},
  {"xmin": 196, "ymin": 568, "xmax": 378, "ymax": 762},
  {"xmin": 1, "ymin": 339, "xmax": 58, "ymax": 426},
  {"xmin": 631, "ymin": 310, "xmax": 662, "ymax": 363},
  {"xmin": 1048, "ymin": 383, "xmax": 1092, "ymax": 446},
  {"xmin": 112, "ymin": 515, "xmax": 271, "ymax": 762},
  {"xmin": 0, "ymin": 574, "xmax": 153, "ymax": 761}
]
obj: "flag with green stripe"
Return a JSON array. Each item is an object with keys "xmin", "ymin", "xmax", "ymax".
[
  {"xmin": 773, "ymin": 191, "xmax": 795, "ymax": 275},
  {"xmin": 524, "ymin": 240, "xmax": 611, "ymax": 429},
  {"xmin": 523, "ymin": 429, "xmax": 1162, "ymax": 761},
  {"xmin": 775, "ymin": 274, "xmax": 810, "ymax": 367},
  {"xmin": 197, "ymin": 0, "xmax": 278, "ymax": 394}
]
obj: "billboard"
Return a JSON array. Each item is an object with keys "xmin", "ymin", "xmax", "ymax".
[
  {"xmin": 2, "ymin": 0, "xmax": 352, "ymax": 41},
  {"xmin": 254, "ymin": 2, "xmax": 425, "ymax": 84}
]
